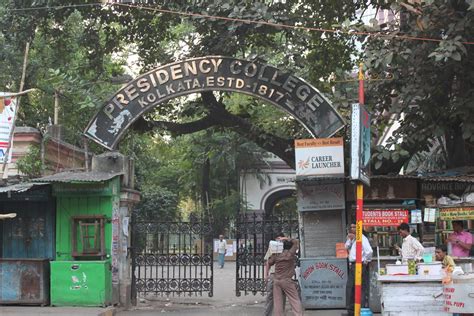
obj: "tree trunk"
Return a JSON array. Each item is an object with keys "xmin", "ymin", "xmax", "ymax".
[
  {"xmin": 445, "ymin": 123, "xmax": 469, "ymax": 169},
  {"xmin": 201, "ymin": 157, "xmax": 211, "ymax": 212}
]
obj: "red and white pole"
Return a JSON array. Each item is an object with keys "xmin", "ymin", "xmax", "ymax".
[{"xmin": 354, "ymin": 63, "xmax": 365, "ymax": 316}]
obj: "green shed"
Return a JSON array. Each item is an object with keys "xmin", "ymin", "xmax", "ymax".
[{"xmin": 34, "ymin": 171, "xmax": 122, "ymax": 307}]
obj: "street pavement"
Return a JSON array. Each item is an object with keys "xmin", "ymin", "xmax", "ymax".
[
  {"xmin": 0, "ymin": 262, "xmax": 359, "ymax": 315},
  {"xmin": 118, "ymin": 261, "xmax": 350, "ymax": 316},
  {"xmin": 0, "ymin": 306, "xmax": 115, "ymax": 316}
]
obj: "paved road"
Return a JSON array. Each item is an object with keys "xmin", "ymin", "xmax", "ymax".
[
  {"xmin": 0, "ymin": 262, "xmax": 356, "ymax": 315},
  {"xmin": 118, "ymin": 261, "xmax": 348, "ymax": 315}
]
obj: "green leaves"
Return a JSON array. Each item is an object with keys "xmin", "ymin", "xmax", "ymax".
[
  {"xmin": 364, "ymin": 0, "xmax": 474, "ymax": 172},
  {"xmin": 428, "ymin": 38, "xmax": 466, "ymax": 62},
  {"xmin": 16, "ymin": 145, "xmax": 42, "ymax": 178}
]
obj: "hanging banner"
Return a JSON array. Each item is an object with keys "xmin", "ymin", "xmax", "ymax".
[
  {"xmin": 294, "ymin": 138, "xmax": 344, "ymax": 178},
  {"xmin": 297, "ymin": 182, "xmax": 344, "ymax": 211},
  {"xmin": 362, "ymin": 209, "xmax": 409, "ymax": 226},
  {"xmin": 411, "ymin": 209, "xmax": 422, "ymax": 224},
  {"xmin": 439, "ymin": 207, "xmax": 474, "ymax": 220},
  {"xmin": 350, "ymin": 103, "xmax": 371, "ymax": 186},
  {"xmin": 0, "ymin": 94, "xmax": 17, "ymax": 163}
]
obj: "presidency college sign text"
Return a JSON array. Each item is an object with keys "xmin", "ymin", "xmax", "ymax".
[{"xmin": 85, "ymin": 56, "xmax": 345, "ymax": 149}]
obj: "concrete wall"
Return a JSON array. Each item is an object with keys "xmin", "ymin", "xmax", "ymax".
[
  {"xmin": 93, "ymin": 151, "xmax": 140, "ymax": 307},
  {"xmin": 240, "ymin": 168, "xmax": 295, "ymax": 211},
  {"xmin": 0, "ymin": 125, "xmax": 88, "ymax": 179}
]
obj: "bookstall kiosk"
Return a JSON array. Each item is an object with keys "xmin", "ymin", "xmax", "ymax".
[
  {"xmin": 345, "ymin": 176, "xmax": 422, "ymax": 313},
  {"xmin": 375, "ymin": 176, "xmax": 474, "ymax": 316},
  {"xmin": 373, "ymin": 207, "xmax": 448, "ymax": 316}
]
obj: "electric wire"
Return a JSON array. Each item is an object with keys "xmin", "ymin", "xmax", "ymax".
[{"xmin": 3, "ymin": 2, "xmax": 473, "ymax": 45}]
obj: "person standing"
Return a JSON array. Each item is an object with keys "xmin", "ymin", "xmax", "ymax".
[
  {"xmin": 447, "ymin": 220, "xmax": 473, "ymax": 257},
  {"xmin": 217, "ymin": 235, "xmax": 226, "ymax": 268},
  {"xmin": 267, "ymin": 238, "xmax": 302, "ymax": 316},
  {"xmin": 264, "ymin": 232, "xmax": 286, "ymax": 316},
  {"xmin": 345, "ymin": 223, "xmax": 373, "ymax": 316},
  {"xmin": 435, "ymin": 244, "xmax": 455, "ymax": 273},
  {"xmin": 397, "ymin": 222, "xmax": 424, "ymax": 260}
]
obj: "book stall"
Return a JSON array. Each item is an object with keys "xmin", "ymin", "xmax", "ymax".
[{"xmin": 375, "ymin": 177, "xmax": 474, "ymax": 315}]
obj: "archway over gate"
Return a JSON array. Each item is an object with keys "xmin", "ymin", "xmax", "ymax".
[
  {"xmin": 240, "ymin": 155, "xmax": 296, "ymax": 217},
  {"xmin": 84, "ymin": 56, "xmax": 344, "ymax": 150},
  {"xmin": 84, "ymin": 56, "xmax": 345, "ymax": 300}
]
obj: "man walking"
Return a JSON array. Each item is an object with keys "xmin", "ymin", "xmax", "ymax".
[
  {"xmin": 345, "ymin": 223, "xmax": 373, "ymax": 316},
  {"xmin": 264, "ymin": 232, "xmax": 286, "ymax": 316},
  {"xmin": 217, "ymin": 235, "xmax": 226, "ymax": 268},
  {"xmin": 268, "ymin": 237, "xmax": 303, "ymax": 316}
]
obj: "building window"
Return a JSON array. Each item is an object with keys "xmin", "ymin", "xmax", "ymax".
[{"xmin": 71, "ymin": 215, "xmax": 106, "ymax": 259}]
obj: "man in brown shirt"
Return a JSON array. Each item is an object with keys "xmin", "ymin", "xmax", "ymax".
[{"xmin": 268, "ymin": 238, "xmax": 303, "ymax": 316}]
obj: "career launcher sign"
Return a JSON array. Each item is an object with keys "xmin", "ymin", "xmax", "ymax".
[{"xmin": 294, "ymin": 138, "xmax": 344, "ymax": 178}]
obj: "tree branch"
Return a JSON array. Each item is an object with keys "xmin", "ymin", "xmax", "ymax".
[
  {"xmin": 130, "ymin": 92, "xmax": 296, "ymax": 169},
  {"xmin": 131, "ymin": 115, "xmax": 218, "ymax": 136},
  {"xmin": 200, "ymin": 92, "xmax": 295, "ymax": 169}
]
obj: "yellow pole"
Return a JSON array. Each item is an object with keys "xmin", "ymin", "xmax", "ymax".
[{"xmin": 355, "ymin": 183, "xmax": 364, "ymax": 315}]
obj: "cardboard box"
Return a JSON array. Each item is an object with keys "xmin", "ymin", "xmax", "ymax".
[{"xmin": 336, "ymin": 242, "xmax": 348, "ymax": 258}]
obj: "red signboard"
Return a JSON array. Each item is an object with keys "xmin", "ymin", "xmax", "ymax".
[{"xmin": 362, "ymin": 209, "xmax": 409, "ymax": 226}]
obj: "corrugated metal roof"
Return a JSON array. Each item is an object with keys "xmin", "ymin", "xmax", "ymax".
[
  {"xmin": 294, "ymin": 173, "xmax": 474, "ymax": 183},
  {"xmin": 0, "ymin": 182, "xmax": 49, "ymax": 193},
  {"xmin": 417, "ymin": 166, "xmax": 474, "ymax": 182},
  {"xmin": 420, "ymin": 175, "xmax": 474, "ymax": 183},
  {"xmin": 33, "ymin": 171, "xmax": 123, "ymax": 183},
  {"xmin": 369, "ymin": 174, "xmax": 474, "ymax": 182}
]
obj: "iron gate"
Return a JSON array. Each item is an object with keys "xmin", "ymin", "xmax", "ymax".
[
  {"xmin": 235, "ymin": 212, "xmax": 299, "ymax": 296},
  {"xmin": 131, "ymin": 212, "xmax": 214, "ymax": 303}
]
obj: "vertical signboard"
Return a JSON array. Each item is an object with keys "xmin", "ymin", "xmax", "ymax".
[{"xmin": 350, "ymin": 103, "xmax": 370, "ymax": 186}]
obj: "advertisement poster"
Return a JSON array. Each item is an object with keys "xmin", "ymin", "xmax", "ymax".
[
  {"xmin": 294, "ymin": 138, "xmax": 344, "ymax": 178},
  {"xmin": 411, "ymin": 209, "xmax": 422, "ymax": 224},
  {"xmin": 0, "ymin": 94, "xmax": 16, "ymax": 163},
  {"xmin": 440, "ymin": 207, "xmax": 474, "ymax": 220},
  {"xmin": 362, "ymin": 209, "xmax": 409, "ymax": 226}
]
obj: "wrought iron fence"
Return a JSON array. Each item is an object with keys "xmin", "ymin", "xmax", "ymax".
[
  {"xmin": 131, "ymin": 212, "xmax": 214, "ymax": 302},
  {"xmin": 235, "ymin": 212, "xmax": 299, "ymax": 296}
]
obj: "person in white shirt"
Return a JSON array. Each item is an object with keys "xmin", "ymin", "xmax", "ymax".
[
  {"xmin": 217, "ymin": 235, "xmax": 227, "ymax": 268},
  {"xmin": 397, "ymin": 222, "xmax": 424, "ymax": 260},
  {"xmin": 345, "ymin": 223, "xmax": 373, "ymax": 316}
]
